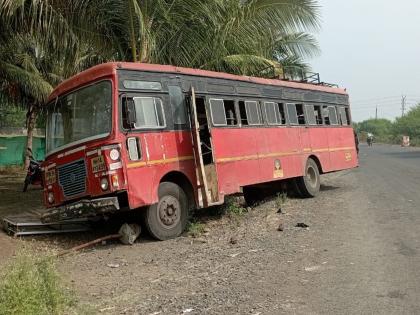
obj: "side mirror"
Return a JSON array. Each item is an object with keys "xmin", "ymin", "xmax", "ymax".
[{"xmin": 123, "ymin": 96, "xmax": 137, "ymax": 128}]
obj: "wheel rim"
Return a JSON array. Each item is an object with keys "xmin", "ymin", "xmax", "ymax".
[
  {"xmin": 306, "ymin": 166, "xmax": 318, "ymax": 188},
  {"xmin": 157, "ymin": 195, "xmax": 181, "ymax": 229}
]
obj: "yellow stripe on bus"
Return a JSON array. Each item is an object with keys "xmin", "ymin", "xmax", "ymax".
[
  {"xmin": 127, "ymin": 155, "xmax": 194, "ymax": 169},
  {"xmin": 216, "ymin": 147, "xmax": 354, "ymax": 163},
  {"xmin": 126, "ymin": 146, "xmax": 354, "ymax": 168}
]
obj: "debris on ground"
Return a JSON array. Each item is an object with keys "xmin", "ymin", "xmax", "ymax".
[
  {"xmin": 277, "ymin": 222, "xmax": 284, "ymax": 231},
  {"xmin": 229, "ymin": 236, "xmax": 238, "ymax": 244},
  {"xmin": 107, "ymin": 263, "xmax": 120, "ymax": 268},
  {"xmin": 58, "ymin": 223, "xmax": 141, "ymax": 256},
  {"xmin": 119, "ymin": 223, "xmax": 141, "ymax": 245},
  {"xmin": 295, "ymin": 222, "xmax": 309, "ymax": 228}
]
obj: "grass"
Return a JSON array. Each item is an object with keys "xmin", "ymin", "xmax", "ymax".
[
  {"xmin": 186, "ymin": 221, "xmax": 206, "ymax": 238},
  {"xmin": 0, "ymin": 164, "xmax": 25, "ymax": 175},
  {"xmin": 0, "ymin": 250, "xmax": 74, "ymax": 315},
  {"xmin": 222, "ymin": 197, "xmax": 247, "ymax": 216},
  {"xmin": 275, "ymin": 192, "xmax": 287, "ymax": 209}
]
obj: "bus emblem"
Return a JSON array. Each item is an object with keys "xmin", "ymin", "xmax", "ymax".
[
  {"xmin": 345, "ymin": 152, "xmax": 352, "ymax": 161},
  {"xmin": 274, "ymin": 159, "xmax": 284, "ymax": 178}
]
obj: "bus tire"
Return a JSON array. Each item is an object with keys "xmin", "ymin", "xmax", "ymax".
[
  {"xmin": 291, "ymin": 178, "xmax": 304, "ymax": 197},
  {"xmin": 297, "ymin": 158, "xmax": 320, "ymax": 198},
  {"xmin": 145, "ymin": 182, "xmax": 188, "ymax": 241}
]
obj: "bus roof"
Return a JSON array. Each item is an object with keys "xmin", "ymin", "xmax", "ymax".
[{"xmin": 47, "ymin": 62, "xmax": 348, "ymax": 102}]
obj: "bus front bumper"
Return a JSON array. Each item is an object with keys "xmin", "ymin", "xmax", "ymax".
[{"xmin": 41, "ymin": 197, "xmax": 120, "ymax": 223}]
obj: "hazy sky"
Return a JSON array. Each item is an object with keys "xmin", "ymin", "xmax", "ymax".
[{"xmin": 311, "ymin": 0, "xmax": 420, "ymax": 122}]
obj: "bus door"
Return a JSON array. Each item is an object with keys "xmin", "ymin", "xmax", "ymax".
[{"xmin": 188, "ymin": 87, "xmax": 221, "ymax": 207}]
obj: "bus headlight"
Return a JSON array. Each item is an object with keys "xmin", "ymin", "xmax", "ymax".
[
  {"xmin": 109, "ymin": 149, "xmax": 120, "ymax": 161},
  {"xmin": 48, "ymin": 192, "xmax": 54, "ymax": 204},
  {"xmin": 100, "ymin": 178, "xmax": 109, "ymax": 191}
]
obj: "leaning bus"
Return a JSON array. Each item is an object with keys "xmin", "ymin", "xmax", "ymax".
[{"xmin": 41, "ymin": 62, "xmax": 358, "ymax": 240}]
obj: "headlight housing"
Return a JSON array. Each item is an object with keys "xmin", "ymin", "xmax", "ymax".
[
  {"xmin": 100, "ymin": 177, "xmax": 109, "ymax": 191},
  {"xmin": 109, "ymin": 149, "xmax": 120, "ymax": 161},
  {"xmin": 47, "ymin": 192, "xmax": 54, "ymax": 204}
]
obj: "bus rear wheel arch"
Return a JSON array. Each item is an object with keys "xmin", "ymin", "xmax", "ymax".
[
  {"xmin": 296, "ymin": 158, "xmax": 321, "ymax": 198},
  {"xmin": 144, "ymin": 182, "xmax": 189, "ymax": 240}
]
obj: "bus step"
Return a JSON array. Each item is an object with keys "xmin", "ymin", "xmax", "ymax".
[{"xmin": 1, "ymin": 212, "xmax": 91, "ymax": 237}]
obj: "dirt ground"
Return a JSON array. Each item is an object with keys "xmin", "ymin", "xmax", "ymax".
[{"xmin": 0, "ymin": 170, "xmax": 353, "ymax": 314}]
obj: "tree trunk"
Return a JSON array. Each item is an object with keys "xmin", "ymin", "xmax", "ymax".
[{"xmin": 24, "ymin": 103, "xmax": 38, "ymax": 169}]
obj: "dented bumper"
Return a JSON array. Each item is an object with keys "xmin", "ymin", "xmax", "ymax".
[{"xmin": 41, "ymin": 197, "xmax": 120, "ymax": 223}]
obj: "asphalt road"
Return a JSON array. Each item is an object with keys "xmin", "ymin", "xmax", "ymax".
[{"xmin": 304, "ymin": 143, "xmax": 420, "ymax": 314}]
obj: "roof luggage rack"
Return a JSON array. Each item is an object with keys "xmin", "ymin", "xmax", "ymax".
[
  {"xmin": 281, "ymin": 66, "xmax": 339, "ymax": 88},
  {"xmin": 254, "ymin": 65, "xmax": 339, "ymax": 88}
]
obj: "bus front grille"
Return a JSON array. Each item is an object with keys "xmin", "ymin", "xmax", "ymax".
[{"xmin": 58, "ymin": 160, "xmax": 87, "ymax": 197}]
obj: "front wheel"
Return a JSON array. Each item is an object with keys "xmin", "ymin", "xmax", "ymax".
[
  {"xmin": 144, "ymin": 182, "xmax": 188, "ymax": 240},
  {"xmin": 296, "ymin": 158, "xmax": 320, "ymax": 198}
]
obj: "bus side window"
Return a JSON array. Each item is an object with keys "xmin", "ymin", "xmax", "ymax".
[
  {"xmin": 314, "ymin": 105, "xmax": 323, "ymax": 125},
  {"xmin": 328, "ymin": 106, "xmax": 338, "ymax": 125},
  {"xmin": 286, "ymin": 103, "xmax": 298, "ymax": 125},
  {"xmin": 122, "ymin": 97, "xmax": 135, "ymax": 129},
  {"xmin": 345, "ymin": 107, "xmax": 351, "ymax": 124},
  {"xmin": 168, "ymin": 86, "xmax": 187, "ymax": 125},
  {"xmin": 322, "ymin": 106, "xmax": 330, "ymax": 125},
  {"xmin": 305, "ymin": 105, "xmax": 317, "ymax": 125},
  {"xmin": 278, "ymin": 103, "xmax": 286, "ymax": 124},
  {"xmin": 245, "ymin": 101, "xmax": 262, "ymax": 125},
  {"xmin": 238, "ymin": 101, "xmax": 249, "ymax": 125},
  {"xmin": 296, "ymin": 104, "xmax": 306, "ymax": 125},
  {"xmin": 264, "ymin": 102, "xmax": 284, "ymax": 125},
  {"xmin": 338, "ymin": 107, "xmax": 348, "ymax": 125},
  {"xmin": 225, "ymin": 100, "xmax": 238, "ymax": 125},
  {"xmin": 209, "ymin": 99, "xmax": 237, "ymax": 126},
  {"xmin": 132, "ymin": 97, "xmax": 166, "ymax": 128}
]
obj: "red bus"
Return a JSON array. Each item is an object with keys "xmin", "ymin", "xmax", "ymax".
[{"xmin": 41, "ymin": 62, "xmax": 358, "ymax": 240}]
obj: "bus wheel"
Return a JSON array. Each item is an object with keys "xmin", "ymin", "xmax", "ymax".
[
  {"xmin": 145, "ymin": 182, "xmax": 188, "ymax": 241},
  {"xmin": 297, "ymin": 158, "xmax": 320, "ymax": 198}
]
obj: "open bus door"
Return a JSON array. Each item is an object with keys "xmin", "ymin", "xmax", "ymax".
[{"xmin": 188, "ymin": 87, "xmax": 221, "ymax": 207}]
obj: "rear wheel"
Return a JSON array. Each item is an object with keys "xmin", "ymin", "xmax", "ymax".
[
  {"xmin": 144, "ymin": 182, "xmax": 188, "ymax": 240},
  {"xmin": 296, "ymin": 158, "xmax": 320, "ymax": 198}
]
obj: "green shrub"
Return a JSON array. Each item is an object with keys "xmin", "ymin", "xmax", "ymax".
[
  {"xmin": 186, "ymin": 221, "xmax": 206, "ymax": 238},
  {"xmin": 223, "ymin": 197, "xmax": 247, "ymax": 216},
  {"xmin": 275, "ymin": 192, "xmax": 287, "ymax": 209},
  {"xmin": 0, "ymin": 251, "xmax": 73, "ymax": 315}
]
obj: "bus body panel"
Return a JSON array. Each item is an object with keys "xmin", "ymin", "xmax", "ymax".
[{"xmin": 122, "ymin": 131, "xmax": 196, "ymax": 209}]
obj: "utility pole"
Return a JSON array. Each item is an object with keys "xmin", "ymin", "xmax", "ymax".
[
  {"xmin": 375, "ymin": 105, "xmax": 378, "ymax": 120},
  {"xmin": 401, "ymin": 95, "xmax": 407, "ymax": 117}
]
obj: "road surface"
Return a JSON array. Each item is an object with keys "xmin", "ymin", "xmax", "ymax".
[{"xmin": 308, "ymin": 143, "xmax": 420, "ymax": 314}]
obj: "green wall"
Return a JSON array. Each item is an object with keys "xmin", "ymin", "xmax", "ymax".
[{"xmin": 0, "ymin": 136, "xmax": 45, "ymax": 166}]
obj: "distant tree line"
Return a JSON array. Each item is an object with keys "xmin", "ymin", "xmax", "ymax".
[{"xmin": 354, "ymin": 104, "xmax": 420, "ymax": 146}]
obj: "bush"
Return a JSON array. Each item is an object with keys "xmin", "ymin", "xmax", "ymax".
[
  {"xmin": 186, "ymin": 221, "xmax": 206, "ymax": 238},
  {"xmin": 0, "ymin": 251, "xmax": 73, "ymax": 315},
  {"xmin": 222, "ymin": 197, "xmax": 247, "ymax": 216}
]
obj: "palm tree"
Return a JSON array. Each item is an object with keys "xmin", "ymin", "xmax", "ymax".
[
  {"xmin": 65, "ymin": 0, "xmax": 320, "ymax": 76},
  {"xmin": 0, "ymin": 0, "xmax": 97, "ymax": 166}
]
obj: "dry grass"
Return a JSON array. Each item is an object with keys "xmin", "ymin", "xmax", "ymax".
[{"xmin": 0, "ymin": 250, "xmax": 75, "ymax": 315}]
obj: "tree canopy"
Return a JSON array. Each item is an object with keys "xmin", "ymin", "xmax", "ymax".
[{"xmin": 0, "ymin": 0, "xmax": 321, "ymax": 164}]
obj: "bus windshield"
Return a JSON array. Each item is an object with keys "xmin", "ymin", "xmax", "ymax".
[{"xmin": 46, "ymin": 80, "xmax": 112, "ymax": 154}]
